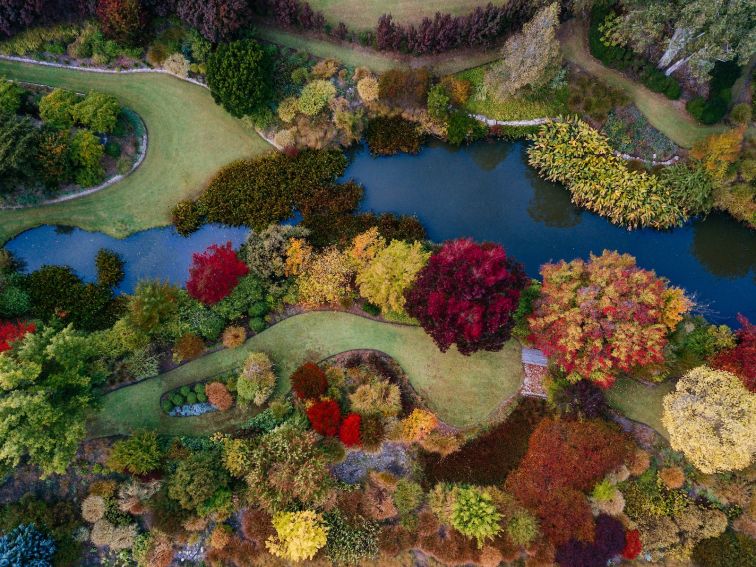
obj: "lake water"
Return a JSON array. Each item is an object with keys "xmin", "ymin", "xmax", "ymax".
[{"xmin": 5, "ymin": 140, "xmax": 755, "ymax": 325}]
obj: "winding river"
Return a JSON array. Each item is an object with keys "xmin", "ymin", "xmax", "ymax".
[{"xmin": 6, "ymin": 140, "xmax": 755, "ymax": 325}]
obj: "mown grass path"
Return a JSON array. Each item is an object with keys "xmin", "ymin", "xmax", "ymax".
[
  {"xmin": 607, "ymin": 376, "xmax": 673, "ymax": 439},
  {"xmin": 88, "ymin": 311, "xmax": 524, "ymax": 437},
  {"xmin": 0, "ymin": 60, "xmax": 271, "ymax": 245},
  {"xmin": 559, "ymin": 20, "xmax": 723, "ymax": 148}
]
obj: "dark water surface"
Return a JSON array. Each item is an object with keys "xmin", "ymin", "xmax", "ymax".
[{"xmin": 5, "ymin": 140, "xmax": 755, "ymax": 325}]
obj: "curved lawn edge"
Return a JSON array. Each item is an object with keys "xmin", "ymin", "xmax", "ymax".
[{"xmin": 88, "ymin": 311, "xmax": 524, "ymax": 437}]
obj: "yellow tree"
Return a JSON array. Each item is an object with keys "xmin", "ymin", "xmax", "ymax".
[
  {"xmin": 266, "ymin": 510, "xmax": 328, "ymax": 562},
  {"xmin": 356, "ymin": 239, "xmax": 430, "ymax": 316},
  {"xmin": 690, "ymin": 126, "xmax": 745, "ymax": 181},
  {"xmin": 662, "ymin": 366, "xmax": 756, "ymax": 474}
]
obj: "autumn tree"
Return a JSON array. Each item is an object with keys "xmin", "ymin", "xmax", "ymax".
[
  {"xmin": 0, "ymin": 319, "xmax": 34, "ymax": 352},
  {"xmin": 662, "ymin": 366, "xmax": 756, "ymax": 474},
  {"xmin": 528, "ymin": 250, "xmax": 691, "ymax": 387},
  {"xmin": 690, "ymin": 126, "xmax": 744, "ymax": 181},
  {"xmin": 356, "ymin": 238, "xmax": 430, "ymax": 317},
  {"xmin": 288, "ymin": 243, "xmax": 354, "ymax": 307},
  {"xmin": 186, "ymin": 241, "xmax": 249, "ymax": 305},
  {"xmin": 0, "ymin": 325, "xmax": 99, "ymax": 476},
  {"xmin": 404, "ymin": 239, "xmax": 527, "ymax": 355},
  {"xmin": 96, "ymin": 0, "xmax": 147, "ymax": 46},
  {"xmin": 266, "ymin": 510, "xmax": 329, "ymax": 562},
  {"xmin": 176, "ymin": 0, "xmax": 250, "ymax": 43},
  {"xmin": 127, "ymin": 280, "xmax": 179, "ymax": 334},
  {"xmin": 106, "ymin": 429, "xmax": 162, "ymax": 475},
  {"xmin": 244, "ymin": 224, "xmax": 310, "ymax": 281},
  {"xmin": 485, "ymin": 3, "xmax": 561, "ymax": 99},
  {"xmin": 711, "ymin": 315, "xmax": 756, "ymax": 391}
]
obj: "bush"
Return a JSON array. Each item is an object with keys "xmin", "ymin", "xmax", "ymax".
[
  {"xmin": 692, "ymin": 529, "xmax": 756, "ymax": 567},
  {"xmin": 167, "ymin": 451, "xmax": 229, "ymax": 513},
  {"xmin": 237, "ymin": 351, "xmax": 276, "ymax": 406},
  {"xmin": 162, "ymin": 52, "xmax": 190, "ymax": 78},
  {"xmin": 307, "ymin": 399, "xmax": 341, "ymax": 436},
  {"xmin": 277, "ymin": 96, "xmax": 298, "ymax": 122},
  {"xmin": 106, "ymin": 430, "xmax": 162, "ymax": 475},
  {"xmin": 365, "ymin": 116, "xmax": 424, "ymax": 156},
  {"xmin": 730, "ymin": 103, "xmax": 752, "ymax": 125},
  {"xmin": 38, "ymin": 88, "xmax": 77, "ymax": 130},
  {"xmin": 291, "ymin": 363, "xmax": 329, "ymax": 400},
  {"xmin": 70, "ymin": 129, "xmax": 105, "ymax": 187},
  {"xmin": 450, "ymin": 486, "xmax": 502, "ymax": 549},
  {"xmin": 206, "ymin": 39, "xmax": 273, "ymax": 118},
  {"xmin": 95, "ymin": 248, "xmax": 125, "ymax": 287},
  {"xmin": 0, "ymin": 78, "xmax": 23, "ymax": 115},
  {"xmin": 0, "ymin": 523, "xmax": 56, "ymax": 565},
  {"xmin": 222, "ymin": 325, "xmax": 246, "ymax": 348},
  {"xmin": 324, "ymin": 511, "xmax": 379, "ymax": 564},
  {"xmin": 349, "ymin": 380, "xmax": 401, "ymax": 417},
  {"xmin": 297, "ymin": 79, "xmax": 336, "ymax": 116},
  {"xmin": 446, "ymin": 111, "xmax": 487, "ymax": 145},
  {"xmin": 186, "ymin": 241, "xmax": 249, "ymax": 305},
  {"xmin": 173, "ymin": 333, "xmax": 205, "ymax": 362},
  {"xmin": 266, "ymin": 510, "xmax": 328, "ymax": 562},
  {"xmin": 357, "ymin": 76, "xmax": 379, "ymax": 102},
  {"xmin": 81, "ymin": 494, "xmax": 106, "ymax": 523},
  {"xmin": 394, "ymin": 479, "xmax": 424, "ymax": 516},
  {"xmin": 338, "ymin": 413, "xmax": 361, "ymax": 447},
  {"xmin": 378, "ymin": 68, "xmax": 429, "ymax": 107},
  {"xmin": 73, "ymin": 91, "xmax": 121, "ymax": 133},
  {"xmin": 206, "ymin": 381, "xmax": 233, "ymax": 411}
]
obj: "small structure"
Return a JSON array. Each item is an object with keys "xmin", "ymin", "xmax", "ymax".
[{"xmin": 521, "ymin": 347, "xmax": 548, "ymax": 398}]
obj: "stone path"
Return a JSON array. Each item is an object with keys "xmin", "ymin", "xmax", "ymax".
[{"xmin": 521, "ymin": 347, "xmax": 548, "ymax": 398}]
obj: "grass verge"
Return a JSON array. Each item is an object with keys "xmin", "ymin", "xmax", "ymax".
[
  {"xmin": 0, "ymin": 60, "xmax": 271, "ymax": 245},
  {"xmin": 606, "ymin": 376, "xmax": 673, "ymax": 439},
  {"xmin": 88, "ymin": 311, "xmax": 524, "ymax": 437}
]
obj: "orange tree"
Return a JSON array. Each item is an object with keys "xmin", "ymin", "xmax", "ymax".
[{"xmin": 528, "ymin": 250, "xmax": 690, "ymax": 387}]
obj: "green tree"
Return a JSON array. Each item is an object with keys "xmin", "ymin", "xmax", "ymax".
[
  {"xmin": 70, "ymin": 130, "xmax": 104, "ymax": 187},
  {"xmin": 38, "ymin": 89, "xmax": 78, "ymax": 130},
  {"xmin": 95, "ymin": 248, "xmax": 125, "ymax": 288},
  {"xmin": 127, "ymin": 280, "xmax": 179, "ymax": 335},
  {"xmin": 206, "ymin": 39, "xmax": 273, "ymax": 118},
  {"xmin": 450, "ymin": 486, "xmax": 502, "ymax": 549},
  {"xmin": 106, "ymin": 430, "xmax": 162, "ymax": 475},
  {"xmin": 485, "ymin": 3, "xmax": 562, "ymax": 99},
  {"xmin": 37, "ymin": 130, "xmax": 73, "ymax": 188},
  {"xmin": 73, "ymin": 91, "xmax": 121, "ymax": 133},
  {"xmin": 427, "ymin": 84, "xmax": 450, "ymax": 121},
  {"xmin": 0, "ymin": 325, "xmax": 100, "ymax": 477},
  {"xmin": 356, "ymin": 239, "xmax": 429, "ymax": 317},
  {"xmin": 167, "ymin": 451, "xmax": 229, "ymax": 512},
  {"xmin": 0, "ymin": 78, "xmax": 23, "ymax": 115},
  {"xmin": 0, "ymin": 113, "xmax": 38, "ymax": 189}
]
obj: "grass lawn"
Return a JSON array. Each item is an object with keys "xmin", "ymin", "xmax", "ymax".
[
  {"xmin": 0, "ymin": 60, "xmax": 271, "ymax": 245},
  {"xmin": 257, "ymin": 27, "xmax": 499, "ymax": 75},
  {"xmin": 559, "ymin": 21, "xmax": 723, "ymax": 148},
  {"xmin": 606, "ymin": 376, "xmax": 674, "ymax": 438},
  {"xmin": 457, "ymin": 65, "xmax": 568, "ymax": 121},
  {"xmin": 89, "ymin": 311, "xmax": 523, "ymax": 437},
  {"xmin": 306, "ymin": 1, "xmax": 487, "ymax": 31}
]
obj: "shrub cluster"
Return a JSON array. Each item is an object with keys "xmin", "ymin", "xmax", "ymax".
[
  {"xmin": 365, "ymin": 116, "xmax": 424, "ymax": 156},
  {"xmin": 162, "ymin": 382, "xmax": 209, "ymax": 413}
]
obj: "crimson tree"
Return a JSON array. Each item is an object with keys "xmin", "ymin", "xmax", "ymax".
[
  {"xmin": 96, "ymin": 0, "xmax": 147, "ymax": 46},
  {"xmin": 404, "ymin": 238, "xmax": 527, "ymax": 355},
  {"xmin": 186, "ymin": 241, "xmax": 249, "ymax": 305}
]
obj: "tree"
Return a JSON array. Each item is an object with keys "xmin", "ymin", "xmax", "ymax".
[
  {"xmin": 528, "ymin": 250, "xmax": 691, "ymax": 386},
  {"xmin": 107, "ymin": 430, "xmax": 162, "ymax": 475},
  {"xmin": 0, "ymin": 113, "xmax": 38, "ymax": 188},
  {"xmin": 244, "ymin": 224, "xmax": 310, "ymax": 281},
  {"xmin": 338, "ymin": 413, "xmax": 361, "ymax": 447},
  {"xmin": 95, "ymin": 248, "xmax": 125, "ymax": 288},
  {"xmin": 690, "ymin": 126, "xmax": 745, "ymax": 181},
  {"xmin": 662, "ymin": 366, "xmax": 756, "ymax": 474},
  {"xmin": 266, "ymin": 510, "xmax": 328, "ymax": 562},
  {"xmin": 0, "ymin": 523, "xmax": 56, "ymax": 565},
  {"xmin": 0, "ymin": 77, "xmax": 23, "ymax": 114},
  {"xmin": 0, "ymin": 320, "xmax": 34, "ymax": 352},
  {"xmin": 485, "ymin": 3, "xmax": 561, "ymax": 99},
  {"xmin": 127, "ymin": 280, "xmax": 179, "ymax": 334},
  {"xmin": 206, "ymin": 39, "xmax": 273, "ymax": 118},
  {"xmin": 0, "ymin": 325, "xmax": 98, "ymax": 477},
  {"xmin": 73, "ymin": 91, "xmax": 121, "ymax": 133},
  {"xmin": 167, "ymin": 451, "xmax": 229, "ymax": 512},
  {"xmin": 711, "ymin": 315, "xmax": 756, "ymax": 391},
  {"xmin": 306, "ymin": 399, "xmax": 341, "ymax": 436},
  {"xmin": 291, "ymin": 245, "xmax": 354, "ymax": 307},
  {"xmin": 404, "ymin": 238, "xmax": 527, "ymax": 355},
  {"xmin": 450, "ymin": 486, "xmax": 502, "ymax": 549},
  {"xmin": 37, "ymin": 130, "xmax": 72, "ymax": 188},
  {"xmin": 290, "ymin": 362, "xmax": 328, "ymax": 400},
  {"xmin": 356, "ymin": 239, "xmax": 430, "ymax": 316},
  {"xmin": 176, "ymin": 0, "xmax": 250, "ymax": 43},
  {"xmin": 96, "ymin": 0, "xmax": 146, "ymax": 45},
  {"xmin": 70, "ymin": 129, "xmax": 104, "ymax": 187},
  {"xmin": 296, "ymin": 79, "xmax": 336, "ymax": 116},
  {"xmin": 237, "ymin": 351, "xmax": 276, "ymax": 406},
  {"xmin": 38, "ymin": 88, "xmax": 77, "ymax": 130},
  {"xmin": 186, "ymin": 242, "xmax": 249, "ymax": 305}
]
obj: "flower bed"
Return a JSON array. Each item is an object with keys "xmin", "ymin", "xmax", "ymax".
[{"xmin": 160, "ymin": 370, "xmax": 240, "ymax": 416}]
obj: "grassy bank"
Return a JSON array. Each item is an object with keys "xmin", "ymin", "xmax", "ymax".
[
  {"xmin": 89, "ymin": 311, "xmax": 524, "ymax": 437},
  {"xmin": 0, "ymin": 60, "xmax": 270, "ymax": 245}
]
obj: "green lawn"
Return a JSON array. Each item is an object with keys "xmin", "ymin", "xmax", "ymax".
[
  {"xmin": 306, "ymin": 1, "xmax": 487, "ymax": 31},
  {"xmin": 559, "ymin": 21, "xmax": 723, "ymax": 148},
  {"xmin": 257, "ymin": 28, "xmax": 499, "ymax": 75},
  {"xmin": 606, "ymin": 376, "xmax": 674, "ymax": 439},
  {"xmin": 89, "ymin": 311, "xmax": 523, "ymax": 437},
  {"xmin": 0, "ymin": 60, "xmax": 271, "ymax": 245}
]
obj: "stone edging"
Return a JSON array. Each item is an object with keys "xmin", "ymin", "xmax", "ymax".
[{"xmin": 0, "ymin": 54, "xmax": 208, "ymax": 88}]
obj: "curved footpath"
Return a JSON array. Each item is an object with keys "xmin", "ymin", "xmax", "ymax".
[
  {"xmin": 0, "ymin": 58, "xmax": 270, "ymax": 245},
  {"xmin": 88, "ymin": 311, "xmax": 524, "ymax": 437}
]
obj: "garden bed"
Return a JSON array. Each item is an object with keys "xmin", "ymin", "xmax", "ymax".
[
  {"xmin": 602, "ymin": 105, "xmax": 680, "ymax": 162},
  {"xmin": 160, "ymin": 370, "xmax": 240, "ymax": 417}
]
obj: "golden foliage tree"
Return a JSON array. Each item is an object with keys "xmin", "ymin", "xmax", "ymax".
[{"xmin": 265, "ymin": 510, "xmax": 329, "ymax": 562}]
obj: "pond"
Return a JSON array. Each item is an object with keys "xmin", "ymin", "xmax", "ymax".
[{"xmin": 5, "ymin": 140, "xmax": 755, "ymax": 325}]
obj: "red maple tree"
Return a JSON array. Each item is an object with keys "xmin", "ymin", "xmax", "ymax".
[
  {"xmin": 0, "ymin": 320, "xmax": 35, "ymax": 353},
  {"xmin": 186, "ymin": 241, "xmax": 249, "ymax": 305},
  {"xmin": 711, "ymin": 314, "xmax": 756, "ymax": 392},
  {"xmin": 404, "ymin": 238, "xmax": 527, "ymax": 355},
  {"xmin": 290, "ymin": 363, "xmax": 329, "ymax": 400},
  {"xmin": 339, "ymin": 413, "xmax": 361, "ymax": 446},
  {"xmin": 306, "ymin": 400, "xmax": 341, "ymax": 436},
  {"xmin": 622, "ymin": 529, "xmax": 642, "ymax": 560}
]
